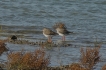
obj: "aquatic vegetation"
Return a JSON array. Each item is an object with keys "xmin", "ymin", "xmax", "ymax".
[
  {"xmin": 41, "ymin": 41, "xmax": 56, "ymax": 49},
  {"xmin": 102, "ymin": 64, "xmax": 106, "ymax": 70},
  {"xmin": 0, "ymin": 40, "xmax": 8, "ymax": 55},
  {"xmin": 6, "ymin": 48, "xmax": 50, "ymax": 70},
  {"xmin": 80, "ymin": 46, "xmax": 100, "ymax": 70},
  {"xmin": 68, "ymin": 63, "xmax": 88, "ymax": 70},
  {"xmin": 0, "ymin": 39, "xmax": 105, "ymax": 70}
]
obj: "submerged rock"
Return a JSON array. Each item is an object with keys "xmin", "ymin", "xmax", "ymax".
[{"xmin": 8, "ymin": 35, "xmax": 17, "ymax": 41}]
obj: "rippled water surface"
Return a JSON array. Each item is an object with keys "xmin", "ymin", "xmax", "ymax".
[{"xmin": 0, "ymin": 0, "xmax": 106, "ymax": 69}]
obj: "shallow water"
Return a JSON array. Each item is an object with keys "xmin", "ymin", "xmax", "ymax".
[{"xmin": 0, "ymin": 0, "xmax": 106, "ymax": 69}]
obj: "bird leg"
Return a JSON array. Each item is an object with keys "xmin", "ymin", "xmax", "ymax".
[
  {"xmin": 48, "ymin": 36, "xmax": 50, "ymax": 42},
  {"xmin": 50, "ymin": 36, "xmax": 52, "ymax": 42},
  {"xmin": 63, "ymin": 36, "xmax": 65, "ymax": 41},
  {"xmin": 48, "ymin": 36, "xmax": 52, "ymax": 43}
]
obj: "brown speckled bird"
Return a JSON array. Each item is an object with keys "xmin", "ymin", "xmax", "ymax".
[
  {"xmin": 54, "ymin": 23, "xmax": 73, "ymax": 41},
  {"xmin": 53, "ymin": 22, "xmax": 67, "ymax": 29},
  {"xmin": 43, "ymin": 28, "xmax": 57, "ymax": 42}
]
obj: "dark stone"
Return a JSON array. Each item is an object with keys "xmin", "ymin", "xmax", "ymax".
[{"xmin": 11, "ymin": 35, "xmax": 17, "ymax": 41}]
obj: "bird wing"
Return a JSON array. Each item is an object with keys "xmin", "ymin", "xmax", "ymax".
[
  {"xmin": 49, "ymin": 30, "xmax": 57, "ymax": 35},
  {"xmin": 58, "ymin": 29, "xmax": 72, "ymax": 34},
  {"xmin": 45, "ymin": 29, "xmax": 57, "ymax": 35}
]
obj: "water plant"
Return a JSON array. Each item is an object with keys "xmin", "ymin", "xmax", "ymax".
[
  {"xmin": 80, "ymin": 46, "xmax": 100, "ymax": 70},
  {"xmin": 102, "ymin": 64, "xmax": 106, "ymax": 70},
  {"xmin": 69, "ymin": 63, "xmax": 88, "ymax": 70},
  {"xmin": 0, "ymin": 40, "xmax": 8, "ymax": 55},
  {"xmin": 6, "ymin": 48, "xmax": 50, "ymax": 70}
]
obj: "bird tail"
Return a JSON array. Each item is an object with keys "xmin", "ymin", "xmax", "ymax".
[{"xmin": 69, "ymin": 31, "xmax": 73, "ymax": 34}]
